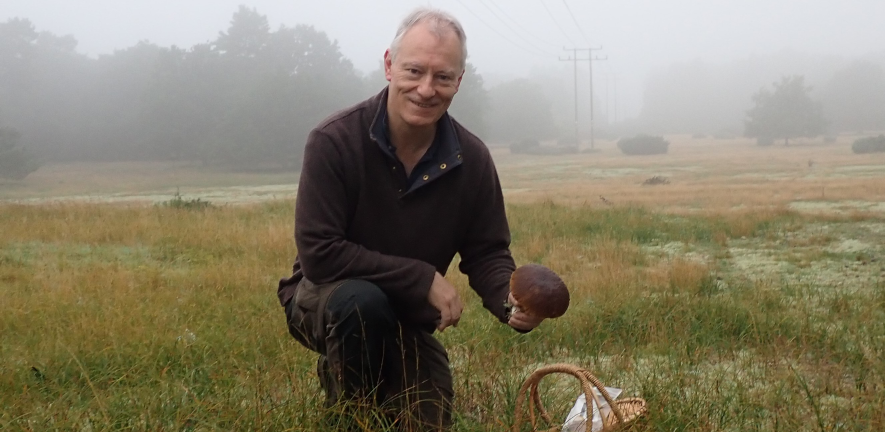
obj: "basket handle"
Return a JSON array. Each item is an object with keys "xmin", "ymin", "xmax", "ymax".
[{"xmin": 512, "ymin": 363, "xmax": 625, "ymax": 432}]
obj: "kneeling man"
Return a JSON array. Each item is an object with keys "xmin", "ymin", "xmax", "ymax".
[{"xmin": 278, "ymin": 8, "xmax": 543, "ymax": 430}]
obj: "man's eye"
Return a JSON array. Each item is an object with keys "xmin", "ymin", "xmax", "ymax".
[{"xmin": 407, "ymin": 68, "xmax": 420, "ymax": 74}]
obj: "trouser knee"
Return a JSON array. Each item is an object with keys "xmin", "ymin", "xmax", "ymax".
[
  {"xmin": 326, "ymin": 279, "xmax": 398, "ymax": 339},
  {"xmin": 324, "ymin": 280, "xmax": 399, "ymax": 400}
]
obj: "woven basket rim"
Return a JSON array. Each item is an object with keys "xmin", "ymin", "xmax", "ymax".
[{"xmin": 512, "ymin": 363, "xmax": 648, "ymax": 432}]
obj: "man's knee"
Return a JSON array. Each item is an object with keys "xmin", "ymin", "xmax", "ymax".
[{"xmin": 327, "ymin": 280, "xmax": 397, "ymax": 332}]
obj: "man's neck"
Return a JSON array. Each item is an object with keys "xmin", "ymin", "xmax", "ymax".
[
  {"xmin": 386, "ymin": 110, "xmax": 437, "ymax": 177},
  {"xmin": 387, "ymin": 111, "xmax": 436, "ymax": 155}
]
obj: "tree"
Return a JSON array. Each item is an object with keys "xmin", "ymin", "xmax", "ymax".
[
  {"xmin": 448, "ymin": 62, "xmax": 488, "ymax": 138},
  {"xmin": 744, "ymin": 75, "xmax": 826, "ymax": 145},
  {"xmin": 214, "ymin": 6, "xmax": 270, "ymax": 58},
  {"xmin": 0, "ymin": 9, "xmax": 370, "ymax": 169},
  {"xmin": 486, "ymin": 78, "xmax": 556, "ymax": 143},
  {"xmin": 0, "ymin": 126, "xmax": 41, "ymax": 179},
  {"xmin": 0, "ymin": 18, "xmax": 39, "ymax": 103}
]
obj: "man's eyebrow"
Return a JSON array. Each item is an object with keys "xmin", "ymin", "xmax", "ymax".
[{"xmin": 400, "ymin": 62, "xmax": 456, "ymax": 76}]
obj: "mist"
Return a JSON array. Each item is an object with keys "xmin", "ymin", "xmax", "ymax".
[{"xmin": 2, "ymin": 0, "xmax": 884, "ymax": 169}]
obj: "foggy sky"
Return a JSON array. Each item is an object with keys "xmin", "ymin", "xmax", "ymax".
[{"xmin": 4, "ymin": 0, "xmax": 884, "ymax": 117}]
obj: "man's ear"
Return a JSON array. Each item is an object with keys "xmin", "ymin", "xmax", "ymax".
[
  {"xmin": 455, "ymin": 69, "xmax": 465, "ymax": 91},
  {"xmin": 383, "ymin": 50, "xmax": 393, "ymax": 82}
]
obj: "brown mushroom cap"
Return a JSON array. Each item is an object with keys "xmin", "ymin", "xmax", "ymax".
[{"xmin": 509, "ymin": 264, "xmax": 570, "ymax": 319}]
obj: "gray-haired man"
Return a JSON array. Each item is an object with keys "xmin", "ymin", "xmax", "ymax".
[{"xmin": 278, "ymin": 8, "xmax": 544, "ymax": 430}]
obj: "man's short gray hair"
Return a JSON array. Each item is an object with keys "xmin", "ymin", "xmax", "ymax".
[{"xmin": 389, "ymin": 8, "xmax": 468, "ymax": 70}]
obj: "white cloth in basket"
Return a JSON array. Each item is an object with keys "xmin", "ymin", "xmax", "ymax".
[{"xmin": 561, "ymin": 386, "xmax": 623, "ymax": 432}]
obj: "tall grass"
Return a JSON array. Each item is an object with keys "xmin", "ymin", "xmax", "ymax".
[{"xmin": 1, "ymin": 201, "xmax": 883, "ymax": 431}]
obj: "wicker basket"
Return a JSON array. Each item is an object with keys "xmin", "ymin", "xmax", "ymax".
[{"xmin": 512, "ymin": 363, "xmax": 647, "ymax": 432}]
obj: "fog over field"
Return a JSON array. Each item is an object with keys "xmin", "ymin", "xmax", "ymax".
[{"xmin": 1, "ymin": 0, "xmax": 885, "ymax": 170}]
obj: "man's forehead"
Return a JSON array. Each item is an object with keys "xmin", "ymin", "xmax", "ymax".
[{"xmin": 395, "ymin": 24, "xmax": 462, "ymax": 69}]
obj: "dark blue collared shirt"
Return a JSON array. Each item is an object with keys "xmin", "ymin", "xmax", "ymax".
[{"xmin": 369, "ymin": 100, "xmax": 463, "ymax": 196}]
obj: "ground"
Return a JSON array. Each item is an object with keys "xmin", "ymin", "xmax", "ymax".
[{"xmin": 1, "ymin": 134, "xmax": 883, "ymax": 431}]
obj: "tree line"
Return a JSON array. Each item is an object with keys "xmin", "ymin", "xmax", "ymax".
[
  {"xmin": 637, "ymin": 53, "xmax": 885, "ymax": 138},
  {"xmin": 0, "ymin": 7, "xmax": 561, "ymax": 178}
]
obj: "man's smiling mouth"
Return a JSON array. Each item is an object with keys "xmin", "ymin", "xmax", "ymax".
[{"xmin": 411, "ymin": 100, "xmax": 435, "ymax": 109}]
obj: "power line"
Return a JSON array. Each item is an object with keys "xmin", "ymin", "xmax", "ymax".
[
  {"xmin": 456, "ymin": 0, "xmax": 554, "ymax": 58},
  {"xmin": 475, "ymin": 0, "xmax": 557, "ymax": 56},
  {"xmin": 560, "ymin": 0, "xmax": 591, "ymax": 46},
  {"xmin": 484, "ymin": 0, "xmax": 563, "ymax": 48},
  {"xmin": 538, "ymin": 0, "xmax": 576, "ymax": 47}
]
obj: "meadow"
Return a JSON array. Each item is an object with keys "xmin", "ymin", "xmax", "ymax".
[{"xmin": 1, "ymin": 135, "xmax": 884, "ymax": 431}]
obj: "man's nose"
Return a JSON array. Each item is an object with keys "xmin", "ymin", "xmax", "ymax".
[{"xmin": 416, "ymin": 75, "xmax": 435, "ymax": 99}]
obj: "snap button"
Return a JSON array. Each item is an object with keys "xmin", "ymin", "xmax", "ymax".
[
  {"xmin": 440, "ymin": 163, "xmax": 447, "ymax": 169},
  {"xmin": 422, "ymin": 174, "xmax": 429, "ymax": 181},
  {"xmin": 457, "ymin": 154, "xmax": 462, "ymax": 160}
]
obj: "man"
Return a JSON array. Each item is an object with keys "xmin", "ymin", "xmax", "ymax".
[{"xmin": 278, "ymin": 8, "xmax": 544, "ymax": 430}]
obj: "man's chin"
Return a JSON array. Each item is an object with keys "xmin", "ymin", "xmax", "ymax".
[{"xmin": 402, "ymin": 112, "xmax": 441, "ymax": 128}]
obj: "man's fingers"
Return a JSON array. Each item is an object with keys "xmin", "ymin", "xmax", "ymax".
[
  {"xmin": 508, "ymin": 316, "xmax": 534, "ymax": 331},
  {"xmin": 428, "ymin": 272, "xmax": 464, "ymax": 332},
  {"xmin": 438, "ymin": 307, "xmax": 453, "ymax": 331},
  {"xmin": 438, "ymin": 295, "xmax": 463, "ymax": 331},
  {"xmin": 451, "ymin": 295, "xmax": 463, "ymax": 320},
  {"xmin": 508, "ymin": 309, "xmax": 543, "ymax": 331}
]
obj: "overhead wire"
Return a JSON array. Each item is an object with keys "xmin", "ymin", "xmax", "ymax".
[
  {"xmin": 475, "ymin": 0, "xmax": 558, "ymax": 55},
  {"xmin": 537, "ymin": 0, "xmax": 577, "ymax": 47},
  {"xmin": 482, "ymin": 0, "xmax": 564, "ymax": 48},
  {"xmin": 455, "ymin": 0, "xmax": 555, "ymax": 58},
  {"xmin": 560, "ymin": 0, "xmax": 591, "ymax": 46}
]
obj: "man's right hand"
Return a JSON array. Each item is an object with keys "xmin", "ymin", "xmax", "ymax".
[{"xmin": 427, "ymin": 272, "xmax": 463, "ymax": 332}]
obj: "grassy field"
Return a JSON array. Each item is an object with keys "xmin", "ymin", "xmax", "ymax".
[{"xmin": 1, "ymin": 135, "xmax": 884, "ymax": 431}]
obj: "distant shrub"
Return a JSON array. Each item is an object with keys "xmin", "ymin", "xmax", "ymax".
[
  {"xmin": 617, "ymin": 134, "xmax": 669, "ymax": 155},
  {"xmin": 642, "ymin": 175, "xmax": 670, "ymax": 185},
  {"xmin": 756, "ymin": 137, "xmax": 775, "ymax": 146},
  {"xmin": 511, "ymin": 139, "xmax": 540, "ymax": 154},
  {"xmin": 852, "ymin": 135, "xmax": 885, "ymax": 154},
  {"xmin": 160, "ymin": 191, "xmax": 213, "ymax": 210}
]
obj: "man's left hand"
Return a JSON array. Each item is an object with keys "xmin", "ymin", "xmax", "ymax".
[{"xmin": 507, "ymin": 292, "xmax": 544, "ymax": 331}]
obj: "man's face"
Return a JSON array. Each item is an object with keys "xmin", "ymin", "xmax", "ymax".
[{"xmin": 384, "ymin": 22, "xmax": 464, "ymax": 129}]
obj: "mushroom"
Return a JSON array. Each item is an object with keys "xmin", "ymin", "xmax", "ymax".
[{"xmin": 507, "ymin": 264, "xmax": 570, "ymax": 319}]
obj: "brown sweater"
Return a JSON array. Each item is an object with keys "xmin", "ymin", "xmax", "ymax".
[{"xmin": 278, "ymin": 88, "xmax": 516, "ymax": 326}]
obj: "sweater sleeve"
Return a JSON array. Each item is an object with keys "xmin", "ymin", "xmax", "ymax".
[
  {"xmin": 295, "ymin": 129, "xmax": 439, "ymax": 324},
  {"xmin": 457, "ymin": 154, "xmax": 516, "ymax": 323}
]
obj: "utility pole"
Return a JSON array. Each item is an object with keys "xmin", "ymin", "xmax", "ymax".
[
  {"xmin": 559, "ymin": 48, "xmax": 585, "ymax": 147},
  {"xmin": 578, "ymin": 47, "xmax": 605, "ymax": 150},
  {"xmin": 560, "ymin": 48, "xmax": 606, "ymax": 150}
]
